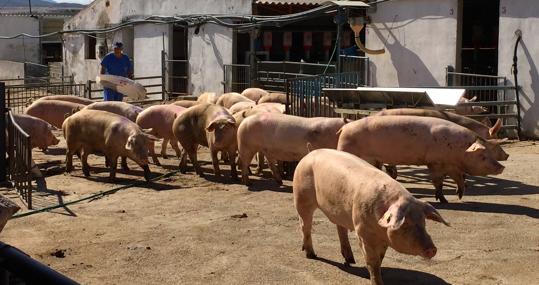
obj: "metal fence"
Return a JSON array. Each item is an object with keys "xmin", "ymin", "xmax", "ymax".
[
  {"xmin": 163, "ymin": 50, "xmax": 189, "ymax": 99},
  {"xmin": 446, "ymin": 70, "xmax": 519, "ymax": 135},
  {"xmin": 341, "ymin": 55, "xmax": 370, "ymax": 84},
  {"xmin": 5, "ymin": 83, "xmax": 86, "ymax": 114},
  {"xmin": 286, "ymin": 72, "xmax": 364, "ymax": 117},
  {"xmin": 257, "ymin": 61, "xmax": 337, "ymax": 92},
  {"xmin": 223, "ymin": 64, "xmax": 250, "ymax": 93},
  {"xmin": 6, "ymin": 110, "xmax": 33, "ymax": 209}
]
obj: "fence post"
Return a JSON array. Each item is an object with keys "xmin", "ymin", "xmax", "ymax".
[
  {"xmin": 0, "ymin": 83, "xmax": 5, "ymax": 183},
  {"xmin": 446, "ymin": 65, "xmax": 455, "ymax": 86},
  {"xmin": 161, "ymin": 50, "xmax": 167, "ymax": 101},
  {"xmin": 86, "ymin": 80, "xmax": 92, "ymax": 99}
]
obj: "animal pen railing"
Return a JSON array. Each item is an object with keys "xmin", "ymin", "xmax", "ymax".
[
  {"xmin": 446, "ymin": 70, "xmax": 519, "ymax": 135},
  {"xmin": 4, "ymin": 82, "xmax": 86, "ymax": 114},
  {"xmin": 6, "ymin": 110, "xmax": 33, "ymax": 209},
  {"xmin": 286, "ymin": 72, "xmax": 366, "ymax": 117},
  {"xmin": 223, "ymin": 64, "xmax": 250, "ymax": 93}
]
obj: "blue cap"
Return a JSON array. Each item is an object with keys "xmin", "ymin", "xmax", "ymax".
[{"xmin": 112, "ymin": 42, "xmax": 123, "ymax": 49}]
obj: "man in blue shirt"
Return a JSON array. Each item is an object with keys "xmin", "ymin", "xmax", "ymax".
[{"xmin": 100, "ymin": 42, "xmax": 134, "ymax": 101}]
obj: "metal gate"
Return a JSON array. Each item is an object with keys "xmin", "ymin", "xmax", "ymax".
[
  {"xmin": 223, "ymin": 64, "xmax": 250, "ymax": 93},
  {"xmin": 286, "ymin": 72, "xmax": 365, "ymax": 117},
  {"xmin": 446, "ymin": 69, "xmax": 519, "ymax": 135},
  {"xmin": 6, "ymin": 110, "xmax": 33, "ymax": 209},
  {"xmin": 163, "ymin": 50, "xmax": 189, "ymax": 99}
]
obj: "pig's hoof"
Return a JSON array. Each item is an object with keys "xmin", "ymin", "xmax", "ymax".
[
  {"xmin": 344, "ymin": 257, "xmax": 356, "ymax": 265},
  {"xmin": 436, "ymin": 195, "xmax": 449, "ymax": 204},
  {"xmin": 456, "ymin": 190, "xmax": 464, "ymax": 199},
  {"xmin": 82, "ymin": 169, "xmax": 90, "ymax": 177},
  {"xmin": 122, "ymin": 165, "xmax": 130, "ymax": 171},
  {"xmin": 305, "ymin": 251, "xmax": 317, "ymax": 259}
]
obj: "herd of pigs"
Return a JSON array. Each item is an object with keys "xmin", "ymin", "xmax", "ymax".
[{"xmin": 15, "ymin": 87, "xmax": 509, "ymax": 285}]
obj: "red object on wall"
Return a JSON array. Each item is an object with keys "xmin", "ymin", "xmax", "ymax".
[
  {"xmin": 303, "ymin": 31, "xmax": 312, "ymax": 51},
  {"xmin": 263, "ymin": 32, "xmax": 272, "ymax": 51},
  {"xmin": 283, "ymin": 32, "xmax": 292, "ymax": 51},
  {"xmin": 323, "ymin": 32, "xmax": 332, "ymax": 51}
]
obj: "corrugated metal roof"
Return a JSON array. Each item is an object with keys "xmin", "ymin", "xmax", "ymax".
[{"xmin": 255, "ymin": 0, "xmax": 328, "ymax": 5}]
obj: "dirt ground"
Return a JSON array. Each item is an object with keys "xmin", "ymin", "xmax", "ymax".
[{"xmin": 1, "ymin": 136, "xmax": 538, "ymax": 285}]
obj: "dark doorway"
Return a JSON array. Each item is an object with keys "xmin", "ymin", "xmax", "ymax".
[
  {"xmin": 41, "ymin": 43, "xmax": 62, "ymax": 65},
  {"xmin": 459, "ymin": 0, "xmax": 500, "ymax": 75},
  {"xmin": 171, "ymin": 25, "xmax": 189, "ymax": 96}
]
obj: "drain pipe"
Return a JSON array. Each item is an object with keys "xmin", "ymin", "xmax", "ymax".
[{"xmin": 512, "ymin": 29, "xmax": 522, "ymax": 139}]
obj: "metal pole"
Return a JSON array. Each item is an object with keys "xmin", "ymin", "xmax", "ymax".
[
  {"xmin": 161, "ymin": 50, "xmax": 166, "ymax": 100},
  {"xmin": 0, "ymin": 83, "xmax": 6, "ymax": 184},
  {"xmin": 28, "ymin": 0, "xmax": 32, "ymax": 15},
  {"xmin": 249, "ymin": 29, "xmax": 257, "ymax": 87},
  {"xmin": 336, "ymin": 7, "xmax": 344, "ymax": 74}
]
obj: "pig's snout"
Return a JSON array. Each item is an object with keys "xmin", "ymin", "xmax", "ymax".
[{"xmin": 423, "ymin": 247, "xmax": 437, "ymax": 259}]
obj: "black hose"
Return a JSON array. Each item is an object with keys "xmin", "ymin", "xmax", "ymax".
[
  {"xmin": 0, "ymin": 242, "xmax": 79, "ymax": 285},
  {"xmin": 513, "ymin": 30, "xmax": 522, "ymax": 138}
]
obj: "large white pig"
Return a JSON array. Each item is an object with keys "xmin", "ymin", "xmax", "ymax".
[
  {"xmin": 24, "ymin": 99, "xmax": 85, "ymax": 128},
  {"xmin": 337, "ymin": 115, "xmax": 506, "ymax": 203},
  {"xmin": 293, "ymin": 149, "xmax": 449, "ymax": 285},
  {"xmin": 241, "ymin": 88, "xmax": 268, "ymax": 103},
  {"xmin": 237, "ymin": 113, "xmax": 348, "ymax": 185},
  {"xmin": 63, "ymin": 109, "xmax": 157, "ymax": 182},
  {"xmin": 136, "ymin": 104, "xmax": 186, "ymax": 165},
  {"xmin": 216, "ymin": 92, "xmax": 254, "ymax": 109},
  {"xmin": 83, "ymin": 101, "xmax": 143, "ymax": 122}
]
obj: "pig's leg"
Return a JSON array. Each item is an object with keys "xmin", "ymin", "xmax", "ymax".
[
  {"xmin": 448, "ymin": 171, "xmax": 466, "ymax": 200},
  {"xmin": 239, "ymin": 149, "xmax": 256, "ymax": 186},
  {"xmin": 337, "ymin": 225, "xmax": 356, "ymax": 264},
  {"xmin": 121, "ymin": 156, "xmax": 129, "ymax": 171},
  {"xmin": 161, "ymin": 138, "xmax": 169, "ymax": 159},
  {"xmin": 108, "ymin": 156, "xmax": 118, "ymax": 182},
  {"xmin": 81, "ymin": 149, "xmax": 91, "ymax": 177},
  {"xmin": 185, "ymin": 145, "xmax": 202, "ymax": 176},
  {"xmin": 266, "ymin": 156, "xmax": 283, "ymax": 185},
  {"xmin": 358, "ymin": 237, "xmax": 387, "ymax": 285},
  {"xmin": 149, "ymin": 140, "xmax": 161, "ymax": 166},
  {"xmin": 256, "ymin": 152, "xmax": 265, "ymax": 175},
  {"xmin": 295, "ymin": 202, "xmax": 317, "ymax": 259},
  {"xmin": 210, "ymin": 149, "xmax": 221, "ymax": 177},
  {"xmin": 228, "ymin": 149, "xmax": 238, "ymax": 181},
  {"xmin": 65, "ymin": 149, "xmax": 74, "ymax": 173},
  {"xmin": 170, "ymin": 138, "xmax": 182, "ymax": 158},
  {"xmin": 428, "ymin": 165, "xmax": 448, "ymax": 204}
]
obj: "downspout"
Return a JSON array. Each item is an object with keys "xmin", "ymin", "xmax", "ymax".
[{"xmin": 512, "ymin": 29, "xmax": 522, "ymax": 139}]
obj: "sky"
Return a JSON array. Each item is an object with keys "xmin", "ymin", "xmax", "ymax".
[{"xmin": 55, "ymin": 0, "xmax": 92, "ymax": 4}]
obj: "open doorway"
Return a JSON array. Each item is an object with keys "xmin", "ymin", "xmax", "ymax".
[
  {"xmin": 459, "ymin": 0, "xmax": 500, "ymax": 75},
  {"xmin": 171, "ymin": 25, "xmax": 189, "ymax": 96}
]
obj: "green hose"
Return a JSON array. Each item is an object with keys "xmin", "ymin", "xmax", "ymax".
[{"xmin": 11, "ymin": 170, "xmax": 181, "ymax": 219}]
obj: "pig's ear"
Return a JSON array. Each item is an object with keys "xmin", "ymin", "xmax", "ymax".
[
  {"xmin": 489, "ymin": 119, "xmax": 502, "ymax": 137},
  {"xmin": 206, "ymin": 120, "xmax": 217, "ymax": 132},
  {"xmin": 378, "ymin": 203, "xmax": 406, "ymax": 229},
  {"xmin": 145, "ymin": 134, "xmax": 160, "ymax": 142},
  {"xmin": 487, "ymin": 138, "xmax": 508, "ymax": 145},
  {"xmin": 469, "ymin": 96, "xmax": 477, "ymax": 102},
  {"xmin": 227, "ymin": 118, "xmax": 236, "ymax": 126},
  {"xmin": 125, "ymin": 135, "xmax": 135, "ymax": 151},
  {"xmin": 465, "ymin": 140, "xmax": 486, "ymax": 153},
  {"xmin": 423, "ymin": 202, "xmax": 450, "ymax": 226}
]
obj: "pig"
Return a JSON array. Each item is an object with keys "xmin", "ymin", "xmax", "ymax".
[
  {"xmin": 36, "ymin": 95, "xmax": 94, "ymax": 105},
  {"xmin": 172, "ymin": 103, "xmax": 238, "ymax": 179},
  {"xmin": 252, "ymin": 102, "xmax": 286, "ymax": 114},
  {"xmin": 136, "ymin": 104, "xmax": 186, "ymax": 166},
  {"xmin": 237, "ymin": 113, "xmax": 348, "ymax": 185},
  {"xmin": 293, "ymin": 148, "xmax": 449, "ymax": 285},
  {"xmin": 172, "ymin": 100, "xmax": 198, "ymax": 108},
  {"xmin": 24, "ymin": 99, "xmax": 85, "ymax": 128},
  {"xmin": 241, "ymin": 88, "xmax": 268, "ymax": 103},
  {"xmin": 229, "ymin": 101, "xmax": 256, "ymax": 114},
  {"xmin": 12, "ymin": 114, "xmax": 60, "ymax": 151},
  {"xmin": 337, "ymin": 115, "xmax": 506, "ymax": 203},
  {"xmin": 374, "ymin": 108, "xmax": 502, "ymax": 139},
  {"xmin": 456, "ymin": 96, "xmax": 488, "ymax": 116},
  {"xmin": 83, "ymin": 101, "xmax": 143, "ymax": 122},
  {"xmin": 373, "ymin": 108, "xmax": 507, "ymax": 179},
  {"xmin": 197, "ymin": 92, "xmax": 220, "ymax": 104},
  {"xmin": 83, "ymin": 101, "xmax": 144, "ymax": 170},
  {"xmin": 258, "ymin": 92, "xmax": 287, "ymax": 104},
  {"xmin": 216, "ymin": 92, "xmax": 254, "ymax": 109},
  {"xmin": 63, "ymin": 109, "xmax": 157, "ymax": 182}
]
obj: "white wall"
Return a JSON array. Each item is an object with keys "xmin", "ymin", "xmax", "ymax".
[
  {"xmin": 498, "ymin": 0, "xmax": 539, "ymax": 138},
  {"xmin": 0, "ymin": 16, "xmax": 40, "ymax": 63},
  {"xmin": 64, "ymin": 0, "xmax": 251, "ymax": 97},
  {"xmin": 0, "ymin": 60, "xmax": 25, "ymax": 80},
  {"xmin": 366, "ymin": 0, "xmax": 458, "ymax": 87},
  {"xmin": 188, "ymin": 24, "xmax": 233, "ymax": 95}
]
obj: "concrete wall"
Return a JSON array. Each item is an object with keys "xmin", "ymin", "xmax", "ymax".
[
  {"xmin": 0, "ymin": 60, "xmax": 25, "ymax": 80},
  {"xmin": 188, "ymin": 24, "xmax": 233, "ymax": 95},
  {"xmin": 498, "ymin": 0, "xmax": 539, "ymax": 138},
  {"xmin": 0, "ymin": 16, "xmax": 40, "ymax": 63},
  {"xmin": 64, "ymin": 0, "xmax": 251, "ymax": 97},
  {"xmin": 366, "ymin": 0, "xmax": 458, "ymax": 87}
]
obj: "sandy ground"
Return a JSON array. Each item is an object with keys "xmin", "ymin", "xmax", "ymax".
[{"xmin": 1, "ymin": 137, "xmax": 538, "ymax": 285}]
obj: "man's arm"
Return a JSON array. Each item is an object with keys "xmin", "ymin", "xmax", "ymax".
[{"xmin": 127, "ymin": 57, "xmax": 134, "ymax": 79}]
